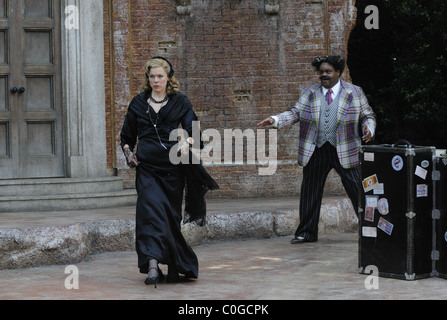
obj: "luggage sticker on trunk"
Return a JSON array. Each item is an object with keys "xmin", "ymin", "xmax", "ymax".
[
  {"xmin": 363, "ymin": 174, "xmax": 379, "ymax": 192},
  {"xmin": 378, "ymin": 217, "xmax": 394, "ymax": 236},
  {"xmin": 377, "ymin": 198, "xmax": 389, "ymax": 215},
  {"xmin": 391, "ymin": 155, "xmax": 403, "ymax": 171}
]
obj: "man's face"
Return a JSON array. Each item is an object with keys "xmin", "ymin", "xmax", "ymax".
[{"xmin": 318, "ymin": 62, "xmax": 341, "ymax": 89}]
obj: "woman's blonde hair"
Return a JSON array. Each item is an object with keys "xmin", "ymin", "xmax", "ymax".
[{"xmin": 142, "ymin": 57, "xmax": 180, "ymax": 95}]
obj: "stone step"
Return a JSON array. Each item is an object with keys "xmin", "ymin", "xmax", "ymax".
[
  {"xmin": 0, "ymin": 196, "xmax": 356, "ymax": 270},
  {"xmin": 0, "ymin": 177, "xmax": 125, "ymax": 197},
  {"xmin": 0, "ymin": 189, "xmax": 137, "ymax": 213}
]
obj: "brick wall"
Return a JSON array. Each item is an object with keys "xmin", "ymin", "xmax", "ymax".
[{"xmin": 103, "ymin": 0, "xmax": 357, "ymax": 198}]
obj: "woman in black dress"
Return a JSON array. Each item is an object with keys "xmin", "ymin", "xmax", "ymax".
[{"xmin": 120, "ymin": 56, "xmax": 218, "ymax": 287}]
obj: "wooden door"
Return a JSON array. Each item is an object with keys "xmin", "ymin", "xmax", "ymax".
[{"xmin": 0, "ymin": 0, "xmax": 63, "ymax": 179}]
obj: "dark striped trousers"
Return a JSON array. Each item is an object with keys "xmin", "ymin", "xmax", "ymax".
[{"xmin": 295, "ymin": 142, "xmax": 360, "ymax": 241}]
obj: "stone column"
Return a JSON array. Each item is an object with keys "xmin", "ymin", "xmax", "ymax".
[{"xmin": 61, "ymin": 0, "xmax": 108, "ymax": 178}]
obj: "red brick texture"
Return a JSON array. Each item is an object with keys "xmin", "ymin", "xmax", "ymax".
[{"xmin": 103, "ymin": 0, "xmax": 357, "ymax": 198}]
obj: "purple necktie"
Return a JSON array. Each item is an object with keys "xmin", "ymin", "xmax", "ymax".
[{"xmin": 325, "ymin": 89, "xmax": 333, "ymax": 104}]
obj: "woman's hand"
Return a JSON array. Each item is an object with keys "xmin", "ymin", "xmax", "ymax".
[
  {"xmin": 123, "ymin": 145, "xmax": 139, "ymax": 168},
  {"xmin": 177, "ymin": 137, "xmax": 194, "ymax": 157}
]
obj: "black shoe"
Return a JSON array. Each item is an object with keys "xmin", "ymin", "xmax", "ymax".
[
  {"xmin": 291, "ymin": 235, "xmax": 313, "ymax": 244},
  {"xmin": 144, "ymin": 275, "xmax": 158, "ymax": 288},
  {"xmin": 145, "ymin": 267, "xmax": 163, "ymax": 288}
]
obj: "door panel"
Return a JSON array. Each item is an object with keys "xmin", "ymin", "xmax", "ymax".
[
  {"xmin": 24, "ymin": 30, "xmax": 53, "ymax": 65},
  {"xmin": 26, "ymin": 121, "xmax": 55, "ymax": 155},
  {"xmin": 24, "ymin": 0, "xmax": 52, "ymax": 19},
  {"xmin": 26, "ymin": 76, "xmax": 54, "ymax": 111},
  {"xmin": 0, "ymin": 0, "xmax": 63, "ymax": 179},
  {"xmin": 0, "ymin": 76, "xmax": 7, "ymax": 111},
  {"xmin": 0, "ymin": 1, "xmax": 6, "ymax": 18},
  {"xmin": 0, "ymin": 121, "xmax": 8, "ymax": 157},
  {"xmin": 0, "ymin": 30, "xmax": 7, "ymax": 64}
]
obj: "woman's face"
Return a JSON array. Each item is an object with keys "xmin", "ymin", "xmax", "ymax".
[{"xmin": 148, "ymin": 66, "xmax": 168, "ymax": 95}]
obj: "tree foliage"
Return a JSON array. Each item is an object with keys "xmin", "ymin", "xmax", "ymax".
[{"xmin": 348, "ymin": 0, "xmax": 447, "ymax": 147}]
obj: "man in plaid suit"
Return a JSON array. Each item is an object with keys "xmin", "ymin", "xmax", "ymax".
[{"xmin": 258, "ymin": 55, "xmax": 376, "ymax": 243}]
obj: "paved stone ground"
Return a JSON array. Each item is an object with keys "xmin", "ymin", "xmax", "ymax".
[
  {"xmin": 1, "ymin": 196, "xmax": 446, "ymax": 305},
  {"xmin": 1, "ymin": 234, "xmax": 446, "ymax": 302}
]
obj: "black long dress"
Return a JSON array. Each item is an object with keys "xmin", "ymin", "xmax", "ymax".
[{"xmin": 120, "ymin": 90, "xmax": 218, "ymax": 281}]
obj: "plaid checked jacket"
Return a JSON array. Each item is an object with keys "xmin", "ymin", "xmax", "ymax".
[{"xmin": 275, "ymin": 80, "xmax": 376, "ymax": 169}]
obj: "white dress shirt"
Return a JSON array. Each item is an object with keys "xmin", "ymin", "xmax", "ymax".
[{"xmin": 322, "ymin": 80, "xmax": 341, "ymax": 102}]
